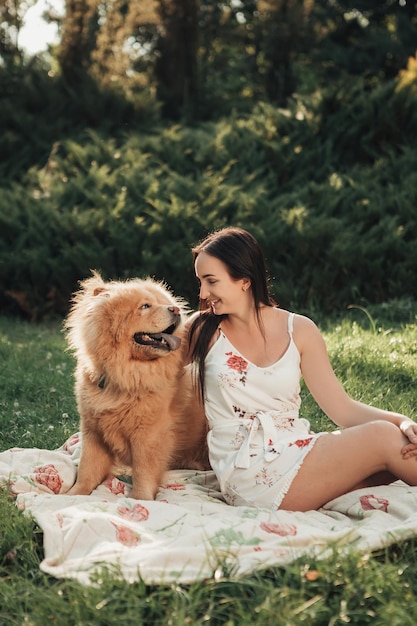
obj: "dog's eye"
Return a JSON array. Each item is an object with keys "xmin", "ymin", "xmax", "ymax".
[{"xmin": 140, "ymin": 303, "xmax": 151, "ymax": 310}]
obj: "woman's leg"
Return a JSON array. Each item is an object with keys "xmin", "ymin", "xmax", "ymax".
[{"xmin": 280, "ymin": 420, "xmax": 415, "ymax": 511}]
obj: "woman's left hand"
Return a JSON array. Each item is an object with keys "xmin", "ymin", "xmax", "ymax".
[{"xmin": 400, "ymin": 420, "xmax": 417, "ymax": 458}]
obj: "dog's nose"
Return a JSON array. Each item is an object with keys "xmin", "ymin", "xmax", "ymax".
[{"xmin": 168, "ymin": 305, "xmax": 180, "ymax": 315}]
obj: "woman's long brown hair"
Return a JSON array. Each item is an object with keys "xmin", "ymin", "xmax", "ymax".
[{"xmin": 188, "ymin": 227, "xmax": 277, "ymax": 402}]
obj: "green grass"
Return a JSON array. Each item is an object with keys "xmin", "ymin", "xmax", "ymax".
[
  {"xmin": 0, "ymin": 316, "xmax": 79, "ymax": 449},
  {"xmin": 1, "ymin": 302, "xmax": 417, "ymax": 625}
]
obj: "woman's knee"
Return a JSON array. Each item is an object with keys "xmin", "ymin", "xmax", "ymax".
[{"xmin": 361, "ymin": 420, "xmax": 404, "ymax": 450}]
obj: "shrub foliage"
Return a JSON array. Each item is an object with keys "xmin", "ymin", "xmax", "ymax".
[{"xmin": 1, "ymin": 72, "xmax": 417, "ymax": 318}]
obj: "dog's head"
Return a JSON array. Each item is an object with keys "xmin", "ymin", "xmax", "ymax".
[
  {"xmin": 126, "ymin": 284, "xmax": 184, "ymax": 357},
  {"xmin": 65, "ymin": 272, "xmax": 189, "ymax": 388}
]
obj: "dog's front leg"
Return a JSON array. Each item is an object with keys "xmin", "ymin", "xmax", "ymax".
[
  {"xmin": 129, "ymin": 429, "xmax": 173, "ymax": 500},
  {"xmin": 66, "ymin": 431, "xmax": 112, "ymax": 496}
]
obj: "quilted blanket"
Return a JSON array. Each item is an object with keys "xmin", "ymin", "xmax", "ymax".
[{"xmin": 2, "ymin": 433, "xmax": 417, "ymax": 586}]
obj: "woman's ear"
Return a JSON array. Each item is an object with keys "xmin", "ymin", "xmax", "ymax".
[{"xmin": 242, "ymin": 278, "xmax": 251, "ymax": 292}]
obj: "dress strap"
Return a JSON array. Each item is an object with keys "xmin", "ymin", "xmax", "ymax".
[{"xmin": 287, "ymin": 312, "xmax": 295, "ymax": 336}]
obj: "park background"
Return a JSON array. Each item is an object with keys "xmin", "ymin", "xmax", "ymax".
[
  {"xmin": 1, "ymin": 0, "xmax": 417, "ymax": 320},
  {"xmin": 2, "ymin": 3, "xmax": 417, "ymax": 624}
]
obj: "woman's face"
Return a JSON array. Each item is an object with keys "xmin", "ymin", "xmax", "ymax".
[{"xmin": 194, "ymin": 251, "xmax": 250, "ymax": 315}]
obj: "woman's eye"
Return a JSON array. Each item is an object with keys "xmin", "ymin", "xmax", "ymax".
[{"xmin": 140, "ymin": 303, "xmax": 151, "ymax": 310}]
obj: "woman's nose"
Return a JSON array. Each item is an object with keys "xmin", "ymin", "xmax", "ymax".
[{"xmin": 199, "ymin": 284, "xmax": 209, "ymax": 300}]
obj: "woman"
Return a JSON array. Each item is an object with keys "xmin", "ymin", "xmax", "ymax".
[{"xmin": 187, "ymin": 226, "xmax": 417, "ymax": 511}]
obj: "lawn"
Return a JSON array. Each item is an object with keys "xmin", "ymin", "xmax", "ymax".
[{"xmin": 1, "ymin": 301, "xmax": 417, "ymax": 625}]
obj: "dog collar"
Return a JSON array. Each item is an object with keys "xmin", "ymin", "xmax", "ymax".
[{"xmin": 98, "ymin": 375, "xmax": 106, "ymax": 389}]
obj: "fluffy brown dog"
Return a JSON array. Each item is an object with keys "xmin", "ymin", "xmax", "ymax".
[{"xmin": 64, "ymin": 271, "xmax": 209, "ymax": 500}]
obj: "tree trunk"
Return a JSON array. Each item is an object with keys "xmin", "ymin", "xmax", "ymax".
[{"xmin": 155, "ymin": 0, "xmax": 200, "ymax": 119}]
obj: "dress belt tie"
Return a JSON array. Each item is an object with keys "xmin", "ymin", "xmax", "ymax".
[{"xmin": 234, "ymin": 411, "xmax": 293, "ymax": 469}]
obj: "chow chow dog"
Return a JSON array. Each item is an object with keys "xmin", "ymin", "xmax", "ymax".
[{"xmin": 64, "ymin": 271, "xmax": 209, "ymax": 500}]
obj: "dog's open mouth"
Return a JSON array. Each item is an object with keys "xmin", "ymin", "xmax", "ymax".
[{"xmin": 133, "ymin": 323, "xmax": 181, "ymax": 351}]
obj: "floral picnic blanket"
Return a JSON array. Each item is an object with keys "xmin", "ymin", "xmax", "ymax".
[{"xmin": 2, "ymin": 432, "xmax": 417, "ymax": 586}]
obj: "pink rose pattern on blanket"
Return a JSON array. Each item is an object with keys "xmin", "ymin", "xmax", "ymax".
[
  {"xmin": 33, "ymin": 465, "xmax": 63, "ymax": 494},
  {"xmin": 117, "ymin": 503, "xmax": 149, "ymax": 522},
  {"xmin": 260, "ymin": 522, "xmax": 298, "ymax": 536},
  {"xmin": 360, "ymin": 494, "xmax": 390, "ymax": 513},
  {"xmin": 111, "ymin": 522, "xmax": 141, "ymax": 547},
  {"xmin": 104, "ymin": 476, "xmax": 127, "ymax": 495}
]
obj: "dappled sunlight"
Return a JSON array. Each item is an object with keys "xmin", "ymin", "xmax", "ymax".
[{"xmin": 280, "ymin": 206, "xmax": 309, "ymax": 232}]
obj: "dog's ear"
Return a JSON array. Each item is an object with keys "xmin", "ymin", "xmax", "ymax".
[
  {"xmin": 79, "ymin": 270, "xmax": 109, "ymax": 297},
  {"xmin": 85, "ymin": 286, "xmax": 111, "ymax": 313},
  {"xmin": 93, "ymin": 286, "xmax": 108, "ymax": 297}
]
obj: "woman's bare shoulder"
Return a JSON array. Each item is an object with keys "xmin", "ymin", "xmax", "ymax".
[
  {"xmin": 291, "ymin": 312, "xmax": 325, "ymax": 353},
  {"xmin": 275, "ymin": 309, "xmax": 319, "ymax": 332},
  {"xmin": 292, "ymin": 312, "xmax": 319, "ymax": 330}
]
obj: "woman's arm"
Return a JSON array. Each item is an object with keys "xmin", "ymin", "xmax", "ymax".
[{"xmin": 294, "ymin": 314, "xmax": 417, "ymax": 449}]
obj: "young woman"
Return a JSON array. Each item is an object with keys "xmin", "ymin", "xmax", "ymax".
[{"xmin": 187, "ymin": 226, "xmax": 417, "ymax": 511}]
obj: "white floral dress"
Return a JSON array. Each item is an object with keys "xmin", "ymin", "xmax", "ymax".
[{"xmin": 204, "ymin": 312, "xmax": 323, "ymax": 510}]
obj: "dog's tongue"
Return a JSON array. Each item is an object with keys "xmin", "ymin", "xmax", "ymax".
[{"xmin": 159, "ymin": 333, "xmax": 181, "ymax": 351}]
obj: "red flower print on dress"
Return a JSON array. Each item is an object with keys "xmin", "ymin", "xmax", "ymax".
[
  {"xmin": 117, "ymin": 503, "xmax": 149, "ymax": 522},
  {"xmin": 111, "ymin": 522, "xmax": 140, "ymax": 546},
  {"xmin": 360, "ymin": 494, "xmax": 389, "ymax": 513},
  {"xmin": 34, "ymin": 464, "xmax": 63, "ymax": 494},
  {"xmin": 226, "ymin": 352, "xmax": 248, "ymax": 385},
  {"xmin": 255, "ymin": 467, "xmax": 274, "ymax": 488},
  {"xmin": 232, "ymin": 405, "xmax": 248, "ymax": 419},
  {"xmin": 289, "ymin": 438, "xmax": 313, "ymax": 448},
  {"xmin": 260, "ymin": 522, "xmax": 297, "ymax": 536},
  {"xmin": 226, "ymin": 353, "xmax": 248, "ymax": 374}
]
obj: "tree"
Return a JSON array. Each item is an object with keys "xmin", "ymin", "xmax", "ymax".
[
  {"xmin": 58, "ymin": 0, "xmax": 101, "ymax": 83},
  {"xmin": 255, "ymin": 0, "xmax": 314, "ymax": 105},
  {"xmin": 154, "ymin": 0, "xmax": 200, "ymax": 119}
]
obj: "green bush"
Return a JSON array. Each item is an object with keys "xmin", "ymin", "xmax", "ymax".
[
  {"xmin": 0, "ymin": 63, "xmax": 159, "ymax": 182},
  {"xmin": 1, "ymin": 72, "xmax": 417, "ymax": 319}
]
